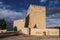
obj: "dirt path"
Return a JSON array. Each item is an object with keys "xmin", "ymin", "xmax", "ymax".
[{"xmin": 0, "ymin": 35, "xmax": 60, "ymax": 40}]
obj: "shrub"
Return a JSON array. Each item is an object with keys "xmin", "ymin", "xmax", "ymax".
[{"xmin": 13, "ymin": 26, "xmax": 17, "ymax": 31}]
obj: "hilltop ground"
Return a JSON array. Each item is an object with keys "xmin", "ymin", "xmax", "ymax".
[
  {"xmin": 0, "ymin": 35, "xmax": 60, "ymax": 40},
  {"xmin": 0, "ymin": 32, "xmax": 60, "ymax": 40}
]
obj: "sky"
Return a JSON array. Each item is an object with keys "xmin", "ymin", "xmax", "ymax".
[{"xmin": 0, "ymin": 0, "xmax": 60, "ymax": 27}]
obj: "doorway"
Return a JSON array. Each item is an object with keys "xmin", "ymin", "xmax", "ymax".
[{"xmin": 43, "ymin": 31, "xmax": 46, "ymax": 36}]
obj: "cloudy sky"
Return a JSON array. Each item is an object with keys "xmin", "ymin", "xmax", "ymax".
[{"xmin": 0, "ymin": 0, "xmax": 60, "ymax": 27}]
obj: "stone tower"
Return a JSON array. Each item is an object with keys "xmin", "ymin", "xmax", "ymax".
[{"xmin": 28, "ymin": 4, "xmax": 46, "ymax": 29}]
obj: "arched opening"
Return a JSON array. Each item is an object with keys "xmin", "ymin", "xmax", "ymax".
[
  {"xmin": 43, "ymin": 31, "xmax": 46, "ymax": 36},
  {"xmin": 34, "ymin": 24, "xmax": 37, "ymax": 28}
]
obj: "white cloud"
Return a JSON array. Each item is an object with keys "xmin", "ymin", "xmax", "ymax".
[
  {"xmin": 0, "ymin": 1, "xmax": 3, "ymax": 4},
  {"xmin": 47, "ymin": 6, "xmax": 60, "ymax": 27},
  {"xmin": 48, "ymin": 0, "xmax": 59, "ymax": 7},
  {"xmin": 47, "ymin": 13, "xmax": 60, "ymax": 27},
  {"xmin": 0, "ymin": 8, "xmax": 26, "ymax": 21},
  {"xmin": 0, "ymin": 1, "xmax": 27, "ymax": 21},
  {"xmin": 47, "ymin": 13, "xmax": 60, "ymax": 19},
  {"xmin": 0, "ymin": 1, "xmax": 11, "ymax": 8},
  {"xmin": 0, "ymin": 1, "xmax": 3, "ymax": 7},
  {"xmin": 40, "ymin": 0, "xmax": 47, "ymax": 3},
  {"xmin": 54, "ymin": 0, "xmax": 59, "ymax": 4}
]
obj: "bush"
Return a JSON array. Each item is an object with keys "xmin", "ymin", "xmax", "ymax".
[
  {"xmin": 0, "ymin": 19, "xmax": 6, "ymax": 30},
  {"xmin": 13, "ymin": 26, "xmax": 17, "ymax": 31}
]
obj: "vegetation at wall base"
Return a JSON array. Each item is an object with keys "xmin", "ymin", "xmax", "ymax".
[
  {"xmin": 0, "ymin": 19, "xmax": 6, "ymax": 30},
  {"xmin": 24, "ymin": 15, "xmax": 29, "ymax": 28},
  {"xmin": 13, "ymin": 26, "xmax": 17, "ymax": 31}
]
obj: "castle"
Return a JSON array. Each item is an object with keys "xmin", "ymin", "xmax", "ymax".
[{"xmin": 13, "ymin": 4, "xmax": 59, "ymax": 36}]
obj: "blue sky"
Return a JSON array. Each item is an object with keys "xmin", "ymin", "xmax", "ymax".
[{"xmin": 0, "ymin": 0, "xmax": 60, "ymax": 27}]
